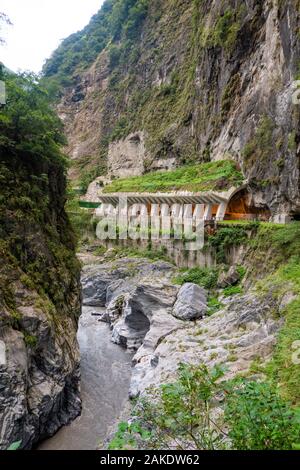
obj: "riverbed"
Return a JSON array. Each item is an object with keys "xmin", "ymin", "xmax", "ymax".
[{"xmin": 38, "ymin": 306, "xmax": 132, "ymax": 450}]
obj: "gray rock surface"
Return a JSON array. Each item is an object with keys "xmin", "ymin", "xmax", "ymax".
[
  {"xmin": 217, "ymin": 266, "xmax": 241, "ymax": 288},
  {"xmin": 81, "ymin": 258, "xmax": 284, "ymax": 401},
  {"xmin": 81, "ymin": 258, "xmax": 178, "ymax": 352},
  {"xmin": 172, "ymin": 283, "xmax": 207, "ymax": 320},
  {"xmin": 130, "ymin": 293, "xmax": 283, "ymax": 398},
  {"xmin": 0, "ymin": 289, "xmax": 81, "ymax": 450}
]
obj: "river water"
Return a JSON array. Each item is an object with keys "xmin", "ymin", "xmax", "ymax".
[{"xmin": 38, "ymin": 307, "xmax": 133, "ymax": 450}]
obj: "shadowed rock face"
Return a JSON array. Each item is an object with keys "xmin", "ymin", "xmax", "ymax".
[
  {"xmin": 81, "ymin": 258, "xmax": 179, "ymax": 352},
  {"xmin": 0, "ymin": 312, "xmax": 81, "ymax": 450}
]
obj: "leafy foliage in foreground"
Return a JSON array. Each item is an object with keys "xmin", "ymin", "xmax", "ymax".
[
  {"xmin": 109, "ymin": 364, "xmax": 300, "ymax": 450},
  {"xmin": 225, "ymin": 380, "xmax": 300, "ymax": 450},
  {"xmin": 7, "ymin": 440, "xmax": 21, "ymax": 450}
]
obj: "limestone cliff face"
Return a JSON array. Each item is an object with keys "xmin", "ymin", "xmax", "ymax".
[
  {"xmin": 0, "ymin": 155, "xmax": 81, "ymax": 449},
  {"xmin": 46, "ymin": 0, "xmax": 300, "ymax": 216}
]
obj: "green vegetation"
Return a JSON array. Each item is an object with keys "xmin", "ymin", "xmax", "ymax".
[
  {"xmin": 79, "ymin": 163, "xmax": 107, "ymax": 193},
  {"xmin": 207, "ymin": 296, "xmax": 224, "ymax": 315},
  {"xmin": 173, "ymin": 267, "xmax": 218, "ymax": 290},
  {"xmin": 209, "ymin": 8, "xmax": 242, "ymax": 50},
  {"xmin": 43, "ymin": 0, "xmax": 149, "ymax": 91},
  {"xmin": 65, "ymin": 188, "xmax": 96, "ymax": 245},
  {"xmin": 0, "ymin": 71, "xmax": 66, "ymax": 165},
  {"xmin": 101, "ymin": 244, "xmax": 173, "ymax": 263},
  {"xmin": 244, "ymin": 222, "xmax": 300, "ymax": 403},
  {"xmin": 256, "ymin": 254, "xmax": 300, "ymax": 403},
  {"xmin": 7, "ymin": 441, "xmax": 22, "ymax": 451},
  {"xmin": 225, "ymin": 379, "xmax": 300, "ymax": 450},
  {"xmin": 135, "ymin": 364, "xmax": 227, "ymax": 450},
  {"xmin": 221, "ymin": 73, "xmax": 240, "ymax": 118},
  {"xmin": 0, "ymin": 69, "xmax": 80, "ymax": 320},
  {"xmin": 223, "ymin": 285, "xmax": 243, "ymax": 297},
  {"xmin": 288, "ymin": 130, "xmax": 297, "ymax": 151},
  {"xmin": 103, "ymin": 160, "xmax": 243, "ymax": 193},
  {"xmin": 93, "ymin": 245, "xmax": 107, "ymax": 256},
  {"xmin": 108, "ymin": 421, "xmax": 151, "ymax": 450},
  {"xmin": 23, "ymin": 333, "xmax": 38, "ymax": 349},
  {"xmin": 242, "ymin": 115, "xmax": 275, "ymax": 170},
  {"xmin": 109, "ymin": 364, "xmax": 300, "ymax": 450},
  {"xmin": 206, "ymin": 223, "xmax": 258, "ymax": 263}
]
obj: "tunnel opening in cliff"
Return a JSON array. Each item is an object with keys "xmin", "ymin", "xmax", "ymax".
[
  {"xmin": 291, "ymin": 212, "xmax": 300, "ymax": 221},
  {"xmin": 225, "ymin": 188, "xmax": 271, "ymax": 222}
]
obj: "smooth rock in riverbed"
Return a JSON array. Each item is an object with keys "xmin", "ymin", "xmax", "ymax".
[
  {"xmin": 172, "ymin": 283, "xmax": 207, "ymax": 320},
  {"xmin": 111, "ymin": 282, "xmax": 178, "ymax": 351}
]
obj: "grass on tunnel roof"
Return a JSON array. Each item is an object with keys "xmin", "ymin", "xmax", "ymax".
[{"xmin": 103, "ymin": 160, "xmax": 243, "ymax": 194}]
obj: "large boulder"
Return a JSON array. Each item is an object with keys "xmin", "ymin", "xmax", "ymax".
[
  {"xmin": 111, "ymin": 281, "xmax": 179, "ymax": 351},
  {"xmin": 172, "ymin": 283, "xmax": 207, "ymax": 321}
]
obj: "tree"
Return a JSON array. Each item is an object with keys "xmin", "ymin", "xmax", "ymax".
[
  {"xmin": 0, "ymin": 71, "xmax": 66, "ymax": 163},
  {"xmin": 134, "ymin": 364, "xmax": 227, "ymax": 450}
]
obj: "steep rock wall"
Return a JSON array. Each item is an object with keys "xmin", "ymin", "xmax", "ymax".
[
  {"xmin": 0, "ymin": 154, "xmax": 81, "ymax": 450},
  {"xmin": 46, "ymin": 0, "xmax": 300, "ymax": 215}
]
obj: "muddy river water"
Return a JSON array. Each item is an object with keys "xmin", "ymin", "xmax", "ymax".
[{"xmin": 38, "ymin": 307, "xmax": 132, "ymax": 450}]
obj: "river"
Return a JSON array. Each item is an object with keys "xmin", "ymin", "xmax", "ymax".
[{"xmin": 38, "ymin": 306, "xmax": 133, "ymax": 450}]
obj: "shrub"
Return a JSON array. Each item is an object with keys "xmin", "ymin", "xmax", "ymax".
[
  {"xmin": 173, "ymin": 267, "xmax": 219, "ymax": 289},
  {"xmin": 206, "ymin": 224, "xmax": 257, "ymax": 263},
  {"xmin": 224, "ymin": 380, "xmax": 300, "ymax": 450},
  {"xmin": 110, "ymin": 365, "xmax": 300, "ymax": 450},
  {"xmin": 223, "ymin": 285, "xmax": 242, "ymax": 297},
  {"xmin": 207, "ymin": 296, "xmax": 224, "ymax": 315},
  {"xmin": 135, "ymin": 364, "xmax": 227, "ymax": 450},
  {"xmin": 23, "ymin": 333, "xmax": 38, "ymax": 349}
]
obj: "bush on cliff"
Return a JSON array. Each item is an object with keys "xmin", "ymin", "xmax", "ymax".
[{"xmin": 109, "ymin": 364, "xmax": 300, "ymax": 450}]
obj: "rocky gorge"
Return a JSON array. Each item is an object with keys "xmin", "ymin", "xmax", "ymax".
[
  {"xmin": 1, "ymin": 0, "xmax": 300, "ymax": 452},
  {"xmin": 45, "ymin": 0, "xmax": 300, "ymax": 221},
  {"xmin": 79, "ymin": 245, "xmax": 284, "ymax": 402}
]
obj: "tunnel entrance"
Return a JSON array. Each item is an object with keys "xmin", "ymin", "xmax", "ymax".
[{"xmin": 225, "ymin": 188, "xmax": 271, "ymax": 222}]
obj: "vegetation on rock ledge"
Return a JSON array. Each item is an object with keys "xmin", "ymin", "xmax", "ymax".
[
  {"xmin": 103, "ymin": 160, "xmax": 243, "ymax": 193},
  {"xmin": 0, "ymin": 69, "xmax": 80, "ymax": 323}
]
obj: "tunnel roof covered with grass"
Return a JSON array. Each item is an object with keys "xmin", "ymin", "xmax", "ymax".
[{"xmin": 102, "ymin": 160, "xmax": 244, "ymax": 194}]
